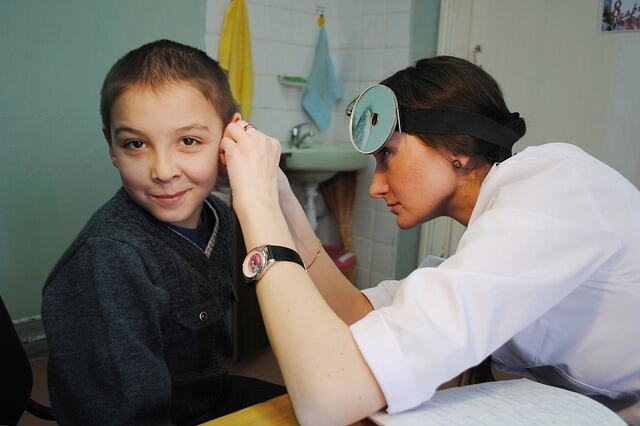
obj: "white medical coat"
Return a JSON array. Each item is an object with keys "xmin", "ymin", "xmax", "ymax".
[{"xmin": 350, "ymin": 143, "xmax": 640, "ymax": 413}]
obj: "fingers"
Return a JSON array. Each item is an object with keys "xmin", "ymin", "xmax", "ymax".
[
  {"xmin": 219, "ymin": 135, "xmax": 237, "ymax": 167},
  {"xmin": 224, "ymin": 121, "xmax": 281, "ymax": 156},
  {"xmin": 224, "ymin": 120, "xmax": 256, "ymax": 139}
]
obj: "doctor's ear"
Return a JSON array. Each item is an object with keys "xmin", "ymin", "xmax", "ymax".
[{"xmin": 451, "ymin": 154, "xmax": 474, "ymax": 170}]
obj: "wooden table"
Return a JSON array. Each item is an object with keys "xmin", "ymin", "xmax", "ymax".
[{"xmin": 201, "ymin": 394, "xmax": 375, "ymax": 425}]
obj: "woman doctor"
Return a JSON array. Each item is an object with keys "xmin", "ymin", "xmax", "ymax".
[{"xmin": 220, "ymin": 56, "xmax": 640, "ymax": 425}]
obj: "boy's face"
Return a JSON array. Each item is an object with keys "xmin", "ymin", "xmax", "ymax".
[{"xmin": 107, "ymin": 83, "xmax": 228, "ymax": 229}]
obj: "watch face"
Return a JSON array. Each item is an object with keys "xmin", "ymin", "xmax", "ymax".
[{"xmin": 243, "ymin": 248, "xmax": 266, "ymax": 279}]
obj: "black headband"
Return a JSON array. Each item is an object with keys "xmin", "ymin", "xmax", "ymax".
[{"xmin": 399, "ymin": 107, "xmax": 521, "ymax": 150}]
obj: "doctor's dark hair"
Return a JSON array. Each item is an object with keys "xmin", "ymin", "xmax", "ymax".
[
  {"xmin": 382, "ymin": 56, "xmax": 526, "ymax": 164},
  {"xmin": 100, "ymin": 39, "xmax": 237, "ymax": 137}
]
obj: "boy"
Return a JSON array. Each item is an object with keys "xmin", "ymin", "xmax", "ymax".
[{"xmin": 42, "ymin": 40, "xmax": 284, "ymax": 425}]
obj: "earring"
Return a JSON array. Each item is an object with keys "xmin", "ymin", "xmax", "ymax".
[{"xmin": 453, "ymin": 159, "xmax": 462, "ymax": 168}]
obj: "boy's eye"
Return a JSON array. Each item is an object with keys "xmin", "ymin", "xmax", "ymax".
[
  {"xmin": 124, "ymin": 140, "xmax": 146, "ymax": 150},
  {"xmin": 181, "ymin": 137, "xmax": 199, "ymax": 146}
]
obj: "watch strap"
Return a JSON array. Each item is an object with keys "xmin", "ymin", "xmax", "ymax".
[{"xmin": 267, "ymin": 245, "xmax": 305, "ymax": 269}]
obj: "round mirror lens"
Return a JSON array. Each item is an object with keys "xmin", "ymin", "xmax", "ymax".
[{"xmin": 349, "ymin": 85, "xmax": 398, "ymax": 154}]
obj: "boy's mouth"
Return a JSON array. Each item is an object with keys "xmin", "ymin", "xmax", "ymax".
[{"xmin": 150, "ymin": 189, "xmax": 189, "ymax": 206}]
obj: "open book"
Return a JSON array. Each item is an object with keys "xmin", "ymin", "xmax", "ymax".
[{"xmin": 369, "ymin": 379, "xmax": 625, "ymax": 425}]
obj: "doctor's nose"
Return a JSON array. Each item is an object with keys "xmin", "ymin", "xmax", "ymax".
[
  {"xmin": 150, "ymin": 152, "xmax": 180, "ymax": 183},
  {"xmin": 369, "ymin": 170, "xmax": 389, "ymax": 199}
]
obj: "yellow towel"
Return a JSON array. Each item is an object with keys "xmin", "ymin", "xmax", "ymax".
[{"xmin": 219, "ymin": 0, "xmax": 253, "ymax": 119}]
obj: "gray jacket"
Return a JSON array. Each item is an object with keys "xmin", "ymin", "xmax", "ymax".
[{"xmin": 42, "ymin": 188, "xmax": 236, "ymax": 425}]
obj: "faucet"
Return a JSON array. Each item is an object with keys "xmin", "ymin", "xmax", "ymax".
[{"xmin": 290, "ymin": 122, "xmax": 315, "ymax": 148}]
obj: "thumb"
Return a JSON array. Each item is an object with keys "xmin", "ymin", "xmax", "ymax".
[{"xmin": 219, "ymin": 136, "xmax": 236, "ymax": 167}]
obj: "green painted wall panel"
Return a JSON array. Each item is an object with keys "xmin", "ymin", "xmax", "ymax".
[{"xmin": 0, "ymin": 0, "xmax": 206, "ymax": 319}]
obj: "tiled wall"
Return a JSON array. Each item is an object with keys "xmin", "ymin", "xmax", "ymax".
[{"xmin": 205, "ymin": 0, "xmax": 412, "ymax": 289}]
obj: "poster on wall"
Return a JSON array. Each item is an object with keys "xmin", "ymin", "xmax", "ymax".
[{"xmin": 601, "ymin": 0, "xmax": 640, "ymax": 31}]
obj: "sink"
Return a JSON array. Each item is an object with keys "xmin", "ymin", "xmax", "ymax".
[
  {"xmin": 282, "ymin": 142, "xmax": 369, "ymax": 184},
  {"xmin": 281, "ymin": 141, "xmax": 369, "ymax": 230}
]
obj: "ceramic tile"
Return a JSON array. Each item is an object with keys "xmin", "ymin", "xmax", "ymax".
[
  {"xmin": 251, "ymin": 75, "xmax": 268, "ymax": 109},
  {"xmin": 383, "ymin": 47, "xmax": 410, "ymax": 76},
  {"xmin": 384, "ymin": 13, "xmax": 411, "ymax": 48},
  {"xmin": 335, "ymin": 16, "xmax": 362, "ymax": 49},
  {"xmin": 337, "ymin": 0, "xmax": 362, "ymax": 17},
  {"xmin": 370, "ymin": 241, "xmax": 394, "ymax": 275},
  {"xmin": 253, "ymin": 109, "xmax": 287, "ymax": 140},
  {"xmin": 262, "ymin": 75, "xmax": 288, "ymax": 109},
  {"xmin": 291, "ymin": 11, "xmax": 318, "ymax": 47},
  {"xmin": 352, "ymin": 205, "xmax": 374, "ymax": 238},
  {"xmin": 319, "ymin": 0, "xmax": 339, "ymax": 17},
  {"xmin": 247, "ymin": 3, "xmax": 267, "ymax": 40},
  {"xmin": 249, "ymin": 108, "xmax": 267, "ymax": 129},
  {"xmin": 290, "ymin": 0, "xmax": 320, "ymax": 14},
  {"xmin": 252, "ymin": 39, "xmax": 268, "ymax": 74},
  {"xmin": 386, "ymin": 0, "xmax": 411, "ymax": 13},
  {"xmin": 266, "ymin": 7, "xmax": 292, "ymax": 42},
  {"xmin": 373, "ymin": 210, "xmax": 397, "ymax": 244},
  {"xmin": 355, "ymin": 266, "xmax": 371, "ymax": 289},
  {"xmin": 370, "ymin": 269, "xmax": 393, "ymax": 286},
  {"xmin": 354, "ymin": 174, "xmax": 374, "ymax": 208},
  {"xmin": 204, "ymin": 33, "xmax": 220, "ymax": 61},
  {"xmin": 268, "ymin": 0, "xmax": 291, "ymax": 8},
  {"xmin": 287, "ymin": 44, "xmax": 315, "ymax": 77},
  {"xmin": 362, "ymin": 14, "xmax": 385, "ymax": 49},
  {"xmin": 362, "ymin": 0, "xmax": 386, "ymax": 15},
  {"xmin": 358, "ymin": 48, "xmax": 385, "ymax": 81},
  {"xmin": 373, "ymin": 196, "xmax": 389, "ymax": 212},
  {"xmin": 205, "ymin": 0, "xmax": 227, "ymax": 35},
  {"xmin": 263, "ymin": 42, "xmax": 291, "ymax": 74},
  {"xmin": 352, "ymin": 235, "xmax": 373, "ymax": 268},
  {"xmin": 333, "ymin": 49, "xmax": 360, "ymax": 81}
]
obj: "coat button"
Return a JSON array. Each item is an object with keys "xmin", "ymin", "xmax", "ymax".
[{"xmin": 198, "ymin": 311, "xmax": 208, "ymax": 322}]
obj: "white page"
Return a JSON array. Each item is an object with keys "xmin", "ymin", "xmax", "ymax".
[{"xmin": 369, "ymin": 379, "xmax": 625, "ymax": 426}]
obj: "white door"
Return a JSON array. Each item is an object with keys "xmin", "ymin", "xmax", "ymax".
[{"xmin": 419, "ymin": 0, "xmax": 640, "ymax": 260}]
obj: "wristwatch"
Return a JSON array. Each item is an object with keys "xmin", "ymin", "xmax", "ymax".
[{"xmin": 242, "ymin": 245, "xmax": 305, "ymax": 285}]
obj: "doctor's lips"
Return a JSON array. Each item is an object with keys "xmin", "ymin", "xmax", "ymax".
[{"xmin": 386, "ymin": 202, "xmax": 400, "ymax": 213}]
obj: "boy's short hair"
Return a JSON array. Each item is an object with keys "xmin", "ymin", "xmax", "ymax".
[{"xmin": 100, "ymin": 39, "xmax": 237, "ymax": 136}]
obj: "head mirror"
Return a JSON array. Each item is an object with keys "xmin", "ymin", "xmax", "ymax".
[{"xmin": 347, "ymin": 84, "xmax": 399, "ymax": 154}]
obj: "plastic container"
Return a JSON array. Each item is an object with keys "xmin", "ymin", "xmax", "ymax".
[{"xmin": 324, "ymin": 245, "xmax": 357, "ymax": 284}]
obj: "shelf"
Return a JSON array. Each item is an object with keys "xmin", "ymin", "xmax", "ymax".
[{"xmin": 277, "ymin": 75, "xmax": 307, "ymax": 88}]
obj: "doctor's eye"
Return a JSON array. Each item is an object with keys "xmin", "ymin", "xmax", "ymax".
[
  {"xmin": 378, "ymin": 147, "xmax": 392, "ymax": 159},
  {"xmin": 180, "ymin": 137, "xmax": 200, "ymax": 146}
]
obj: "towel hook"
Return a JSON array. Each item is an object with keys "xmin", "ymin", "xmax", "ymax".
[{"xmin": 316, "ymin": 5, "xmax": 326, "ymax": 26}]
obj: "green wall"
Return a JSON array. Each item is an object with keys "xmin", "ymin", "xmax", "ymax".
[
  {"xmin": 0, "ymin": 0, "xmax": 206, "ymax": 320},
  {"xmin": 395, "ymin": 0, "xmax": 440, "ymax": 279}
]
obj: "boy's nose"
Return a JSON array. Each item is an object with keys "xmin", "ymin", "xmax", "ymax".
[
  {"xmin": 368, "ymin": 170, "xmax": 388, "ymax": 199},
  {"xmin": 150, "ymin": 153, "xmax": 180, "ymax": 182}
]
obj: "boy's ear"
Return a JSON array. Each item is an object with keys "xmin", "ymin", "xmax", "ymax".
[
  {"xmin": 102, "ymin": 127, "xmax": 111, "ymax": 143},
  {"xmin": 103, "ymin": 128, "xmax": 118, "ymax": 169},
  {"xmin": 230, "ymin": 112, "xmax": 242, "ymax": 124}
]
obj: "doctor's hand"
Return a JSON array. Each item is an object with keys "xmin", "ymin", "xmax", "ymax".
[{"xmin": 220, "ymin": 120, "xmax": 282, "ymax": 212}]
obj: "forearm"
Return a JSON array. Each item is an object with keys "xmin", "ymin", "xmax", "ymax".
[
  {"xmin": 235, "ymin": 198, "xmax": 385, "ymax": 423},
  {"xmin": 279, "ymin": 188, "xmax": 373, "ymax": 324}
]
